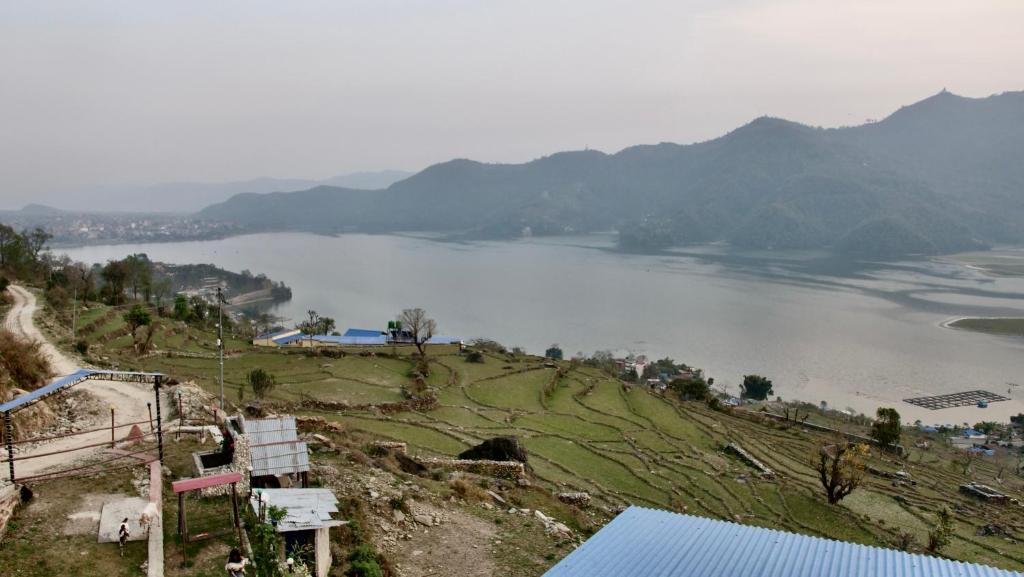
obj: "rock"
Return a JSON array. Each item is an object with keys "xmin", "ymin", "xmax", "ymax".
[
  {"xmin": 557, "ymin": 492, "xmax": 591, "ymax": 507},
  {"xmin": 414, "ymin": 514, "xmax": 434, "ymax": 527},
  {"xmin": 486, "ymin": 490, "xmax": 507, "ymax": 506},
  {"xmin": 393, "ymin": 510, "xmax": 407, "ymax": 523},
  {"xmin": 458, "ymin": 436, "xmax": 529, "ymax": 463}
]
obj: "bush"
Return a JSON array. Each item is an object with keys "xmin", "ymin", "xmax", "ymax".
[
  {"xmin": 465, "ymin": 350, "xmax": 484, "ymax": 363},
  {"xmin": 74, "ymin": 339, "xmax": 89, "ymax": 355},
  {"xmin": 348, "ymin": 544, "xmax": 384, "ymax": 577},
  {"xmin": 247, "ymin": 368, "xmax": 278, "ymax": 399},
  {"xmin": 0, "ymin": 329, "xmax": 51, "ymax": 389},
  {"xmin": 671, "ymin": 377, "xmax": 709, "ymax": 401}
]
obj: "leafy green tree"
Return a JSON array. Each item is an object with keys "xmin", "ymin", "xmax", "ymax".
[
  {"xmin": 247, "ymin": 368, "xmax": 277, "ymax": 400},
  {"xmin": 172, "ymin": 294, "xmax": 190, "ymax": 320},
  {"xmin": 671, "ymin": 377, "xmax": 709, "ymax": 401},
  {"xmin": 123, "ymin": 304, "xmax": 152, "ymax": 343},
  {"xmin": 740, "ymin": 374, "xmax": 774, "ymax": 400},
  {"xmin": 101, "ymin": 260, "xmax": 130, "ymax": 305},
  {"xmin": 871, "ymin": 407, "xmax": 902, "ymax": 447}
]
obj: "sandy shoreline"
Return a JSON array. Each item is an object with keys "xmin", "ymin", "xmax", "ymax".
[{"xmin": 785, "ymin": 375, "xmax": 1024, "ymax": 426}]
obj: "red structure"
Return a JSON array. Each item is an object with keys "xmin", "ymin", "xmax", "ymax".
[{"xmin": 172, "ymin": 471, "xmax": 243, "ymax": 563}]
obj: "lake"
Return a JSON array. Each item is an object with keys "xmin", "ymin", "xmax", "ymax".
[{"xmin": 61, "ymin": 233, "xmax": 1024, "ymax": 422}]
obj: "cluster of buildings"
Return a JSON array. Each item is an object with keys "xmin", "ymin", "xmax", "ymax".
[
  {"xmin": 186, "ymin": 414, "xmax": 340, "ymax": 576},
  {"xmin": 254, "ymin": 325, "xmax": 462, "ymax": 349}
]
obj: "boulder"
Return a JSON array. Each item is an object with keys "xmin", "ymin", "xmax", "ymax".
[{"xmin": 458, "ymin": 436, "xmax": 528, "ymax": 463}]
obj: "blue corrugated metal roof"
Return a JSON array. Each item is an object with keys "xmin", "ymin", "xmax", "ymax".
[
  {"xmin": 343, "ymin": 328, "xmax": 385, "ymax": 338},
  {"xmin": 544, "ymin": 507, "xmax": 1022, "ymax": 577},
  {"xmin": 273, "ymin": 333, "xmax": 307, "ymax": 345},
  {"xmin": 0, "ymin": 369, "xmax": 163, "ymax": 413},
  {"xmin": 312, "ymin": 334, "xmax": 389, "ymax": 345}
]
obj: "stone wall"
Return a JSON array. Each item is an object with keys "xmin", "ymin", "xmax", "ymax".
[
  {"xmin": 417, "ymin": 457, "xmax": 525, "ymax": 479},
  {"xmin": 200, "ymin": 434, "xmax": 251, "ymax": 497},
  {"xmin": 0, "ymin": 483, "xmax": 20, "ymax": 542}
]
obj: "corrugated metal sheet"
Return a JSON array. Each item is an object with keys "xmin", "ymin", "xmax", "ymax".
[
  {"xmin": 544, "ymin": 507, "xmax": 1023, "ymax": 577},
  {"xmin": 249, "ymin": 441, "xmax": 310, "ymax": 477},
  {"xmin": 0, "ymin": 369, "xmax": 163, "ymax": 413},
  {"xmin": 343, "ymin": 328, "xmax": 385, "ymax": 337},
  {"xmin": 250, "ymin": 488, "xmax": 339, "ymax": 533},
  {"xmin": 242, "ymin": 417, "xmax": 311, "ymax": 477},
  {"xmin": 243, "ymin": 416, "xmax": 299, "ymax": 445}
]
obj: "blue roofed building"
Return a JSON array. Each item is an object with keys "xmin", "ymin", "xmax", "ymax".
[{"xmin": 544, "ymin": 507, "xmax": 1021, "ymax": 577}]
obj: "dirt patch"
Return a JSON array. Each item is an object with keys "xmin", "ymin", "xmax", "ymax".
[
  {"xmin": 390, "ymin": 502, "xmax": 498, "ymax": 577},
  {"xmin": 62, "ymin": 493, "xmax": 132, "ymax": 536}
]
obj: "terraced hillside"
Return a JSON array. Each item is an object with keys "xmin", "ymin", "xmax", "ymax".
[{"xmin": 50, "ymin": 307, "xmax": 1024, "ymax": 571}]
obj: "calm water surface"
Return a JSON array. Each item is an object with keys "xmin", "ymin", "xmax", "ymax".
[{"xmin": 61, "ymin": 233, "xmax": 1024, "ymax": 418}]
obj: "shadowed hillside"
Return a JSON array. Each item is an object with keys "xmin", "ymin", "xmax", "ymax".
[{"xmin": 199, "ymin": 90, "xmax": 1024, "ymax": 257}]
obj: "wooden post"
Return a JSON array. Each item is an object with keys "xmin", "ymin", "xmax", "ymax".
[
  {"xmin": 177, "ymin": 492, "xmax": 184, "ymax": 536},
  {"xmin": 179, "ymin": 491, "xmax": 189, "ymax": 564},
  {"xmin": 231, "ymin": 482, "xmax": 242, "ymax": 544},
  {"xmin": 147, "ymin": 402, "xmax": 153, "ymax": 432},
  {"xmin": 110, "ymin": 407, "xmax": 116, "ymax": 448},
  {"xmin": 4, "ymin": 411, "xmax": 14, "ymax": 482},
  {"xmin": 154, "ymin": 375, "xmax": 164, "ymax": 464}
]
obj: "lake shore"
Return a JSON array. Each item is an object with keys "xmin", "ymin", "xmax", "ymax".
[{"xmin": 942, "ymin": 316, "xmax": 1024, "ymax": 338}]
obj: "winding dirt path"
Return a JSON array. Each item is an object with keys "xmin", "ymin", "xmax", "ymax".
[{"xmin": 3, "ymin": 285, "xmax": 162, "ymax": 481}]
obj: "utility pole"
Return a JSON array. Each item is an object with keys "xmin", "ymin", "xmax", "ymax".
[
  {"xmin": 217, "ymin": 286, "xmax": 225, "ymax": 411},
  {"xmin": 71, "ymin": 284, "xmax": 78, "ymax": 341}
]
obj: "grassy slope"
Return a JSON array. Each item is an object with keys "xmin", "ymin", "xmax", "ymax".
[
  {"xmin": 45, "ymin": 304, "xmax": 1024, "ymax": 571},
  {"xmin": 950, "ymin": 318, "xmax": 1024, "ymax": 338}
]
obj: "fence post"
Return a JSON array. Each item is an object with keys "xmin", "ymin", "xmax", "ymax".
[
  {"xmin": 154, "ymin": 375, "xmax": 164, "ymax": 465},
  {"xmin": 147, "ymin": 402, "xmax": 153, "ymax": 433},
  {"xmin": 5, "ymin": 411, "xmax": 14, "ymax": 482},
  {"xmin": 110, "ymin": 406, "xmax": 116, "ymax": 448}
]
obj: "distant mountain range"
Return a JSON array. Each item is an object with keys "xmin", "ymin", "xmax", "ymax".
[
  {"xmin": 200, "ymin": 90, "xmax": 1024, "ymax": 256},
  {"xmin": 41, "ymin": 170, "xmax": 413, "ymax": 214}
]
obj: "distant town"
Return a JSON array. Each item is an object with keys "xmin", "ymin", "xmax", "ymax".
[{"xmin": 0, "ymin": 206, "xmax": 242, "ymax": 246}]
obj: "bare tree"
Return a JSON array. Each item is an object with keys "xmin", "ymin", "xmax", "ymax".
[
  {"xmin": 813, "ymin": 441, "xmax": 869, "ymax": 504},
  {"xmin": 398, "ymin": 308, "xmax": 436, "ymax": 358}
]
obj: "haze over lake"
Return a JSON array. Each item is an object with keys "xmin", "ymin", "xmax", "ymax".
[{"xmin": 62, "ymin": 233, "xmax": 1024, "ymax": 422}]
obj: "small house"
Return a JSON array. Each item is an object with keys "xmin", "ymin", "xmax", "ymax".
[{"xmin": 251, "ymin": 488, "xmax": 344, "ymax": 576}]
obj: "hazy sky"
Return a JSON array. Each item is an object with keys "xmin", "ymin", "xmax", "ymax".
[{"xmin": 1, "ymin": 0, "xmax": 1022, "ymax": 209}]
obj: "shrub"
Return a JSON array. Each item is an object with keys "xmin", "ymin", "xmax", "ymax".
[
  {"xmin": 0, "ymin": 329, "xmax": 51, "ymax": 389},
  {"xmin": 247, "ymin": 368, "xmax": 277, "ymax": 400},
  {"xmin": 348, "ymin": 544, "xmax": 384, "ymax": 577},
  {"xmin": 465, "ymin": 350, "xmax": 484, "ymax": 363},
  {"xmin": 74, "ymin": 339, "xmax": 89, "ymax": 355}
]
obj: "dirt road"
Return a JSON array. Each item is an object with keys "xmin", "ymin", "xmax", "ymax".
[{"xmin": 3, "ymin": 284, "xmax": 162, "ymax": 481}]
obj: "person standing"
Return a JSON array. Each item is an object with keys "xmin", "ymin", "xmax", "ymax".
[{"xmin": 118, "ymin": 518, "xmax": 130, "ymax": 557}]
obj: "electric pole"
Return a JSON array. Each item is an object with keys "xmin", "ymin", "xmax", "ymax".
[{"xmin": 217, "ymin": 286, "xmax": 225, "ymax": 411}]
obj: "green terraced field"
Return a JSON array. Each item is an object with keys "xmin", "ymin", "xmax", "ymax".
[{"xmin": 84, "ymin": 321, "xmax": 1024, "ymax": 571}]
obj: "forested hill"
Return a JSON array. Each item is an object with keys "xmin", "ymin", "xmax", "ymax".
[{"xmin": 199, "ymin": 90, "xmax": 1024, "ymax": 257}]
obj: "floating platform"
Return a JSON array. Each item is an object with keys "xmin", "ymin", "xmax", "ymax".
[{"xmin": 903, "ymin": 390, "xmax": 1008, "ymax": 411}]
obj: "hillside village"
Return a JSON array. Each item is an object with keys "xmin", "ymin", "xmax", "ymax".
[{"xmin": 0, "ymin": 234, "xmax": 1023, "ymax": 577}]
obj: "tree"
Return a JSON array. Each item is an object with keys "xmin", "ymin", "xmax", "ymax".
[
  {"xmin": 317, "ymin": 316, "xmax": 336, "ymax": 336},
  {"xmin": 671, "ymin": 377, "xmax": 709, "ymax": 401},
  {"xmin": 123, "ymin": 305, "xmax": 152, "ymax": 343},
  {"xmin": 813, "ymin": 441, "xmax": 869, "ymax": 504},
  {"xmin": 152, "ymin": 278, "xmax": 173, "ymax": 311},
  {"xmin": 740, "ymin": 374, "xmax": 773, "ymax": 400},
  {"xmin": 0, "ymin": 224, "xmax": 16, "ymax": 267},
  {"xmin": 927, "ymin": 506, "xmax": 955, "ymax": 553},
  {"xmin": 24, "ymin": 227, "xmax": 51, "ymax": 261},
  {"xmin": 172, "ymin": 294, "xmax": 190, "ymax": 320},
  {"xmin": 398, "ymin": 307, "xmax": 436, "ymax": 358},
  {"xmin": 247, "ymin": 368, "xmax": 277, "ymax": 400},
  {"xmin": 871, "ymin": 407, "xmax": 902, "ymax": 448},
  {"xmin": 101, "ymin": 260, "xmax": 130, "ymax": 305}
]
